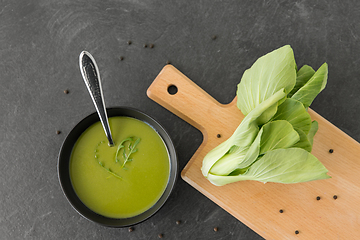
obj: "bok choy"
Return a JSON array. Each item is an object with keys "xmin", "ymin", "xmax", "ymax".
[{"xmin": 201, "ymin": 45, "xmax": 330, "ymax": 186}]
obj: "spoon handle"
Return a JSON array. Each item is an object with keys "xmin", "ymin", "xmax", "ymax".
[{"xmin": 79, "ymin": 51, "xmax": 115, "ymax": 147}]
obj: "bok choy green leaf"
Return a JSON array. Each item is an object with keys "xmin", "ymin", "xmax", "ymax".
[
  {"xmin": 291, "ymin": 63, "xmax": 328, "ymax": 108},
  {"xmin": 202, "ymin": 88, "xmax": 286, "ymax": 176},
  {"xmin": 207, "ymin": 148, "xmax": 329, "ymax": 186},
  {"xmin": 201, "ymin": 45, "xmax": 330, "ymax": 186},
  {"xmin": 236, "ymin": 45, "xmax": 296, "ymax": 117}
]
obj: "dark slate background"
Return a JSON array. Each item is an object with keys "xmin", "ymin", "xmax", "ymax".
[{"xmin": 1, "ymin": 1, "xmax": 359, "ymax": 239}]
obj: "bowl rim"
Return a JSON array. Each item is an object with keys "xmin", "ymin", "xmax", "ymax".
[{"xmin": 57, "ymin": 107, "xmax": 178, "ymax": 227}]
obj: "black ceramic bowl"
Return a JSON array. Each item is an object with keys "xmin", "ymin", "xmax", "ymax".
[{"xmin": 58, "ymin": 107, "xmax": 178, "ymax": 227}]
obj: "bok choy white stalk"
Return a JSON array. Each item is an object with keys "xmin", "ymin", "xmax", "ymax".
[{"xmin": 201, "ymin": 45, "xmax": 330, "ymax": 186}]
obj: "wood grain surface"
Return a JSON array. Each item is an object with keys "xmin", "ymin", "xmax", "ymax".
[{"xmin": 147, "ymin": 65, "xmax": 360, "ymax": 239}]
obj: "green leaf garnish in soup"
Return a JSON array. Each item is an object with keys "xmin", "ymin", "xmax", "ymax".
[
  {"xmin": 70, "ymin": 116, "xmax": 170, "ymax": 218},
  {"xmin": 202, "ymin": 45, "xmax": 330, "ymax": 186}
]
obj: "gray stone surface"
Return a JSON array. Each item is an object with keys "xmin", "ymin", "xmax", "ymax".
[{"xmin": 1, "ymin": 0, "xmax": 360, "ymax": 239}]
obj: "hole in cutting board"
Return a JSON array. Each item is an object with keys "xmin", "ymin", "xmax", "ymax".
[{"xmin": 167, "ymin": 85, "xmax": 178, "ymax": 95}]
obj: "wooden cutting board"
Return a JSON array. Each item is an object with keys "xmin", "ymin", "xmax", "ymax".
[{"xmin": 147, "ymin": 65, "xmax": 360, "ymax": 239}]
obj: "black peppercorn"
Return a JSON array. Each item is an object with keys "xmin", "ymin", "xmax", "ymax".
[
  {"xmin": 217, "ymin": 134, "xmax": 221, "ymax": 138},
  {"xmin": 279, "ymin": 209, "xmax": 284, "ymax": 213},
  {"xmin": 329, "ymin": 149, "xmax": 334, "ymax": 153},
  {"xmin": 333, "ymin": 195, "xmax": 338, "ymax": 200},
  {"xmin": 295, "ymin": 230, "xmax": 299, "ymax": 234},
  {"xmin": 316, "ymin": 196, "xmax": 321, "ymax": 201}
]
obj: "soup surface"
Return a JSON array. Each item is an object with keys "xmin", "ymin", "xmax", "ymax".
[{"xmin": 70, "ymin": 116, "xmax": 170, "ymax": 218}]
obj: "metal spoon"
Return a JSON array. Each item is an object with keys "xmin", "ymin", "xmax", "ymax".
[{"xmin": 79, "ymin": 51, "xmax": 115, "ymax": 147}]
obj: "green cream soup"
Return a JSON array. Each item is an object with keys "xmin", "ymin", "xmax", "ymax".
[{"xmin": 70, "ymin": 116, "xmax": 170, "ymax": 219}]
